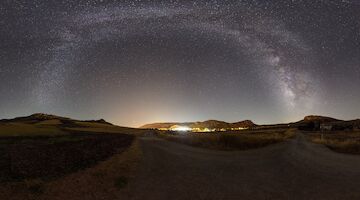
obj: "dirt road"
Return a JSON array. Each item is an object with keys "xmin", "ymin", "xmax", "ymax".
[{"xmin": 123, "ymin": 133, "xmax": 360, "ymax": 200}]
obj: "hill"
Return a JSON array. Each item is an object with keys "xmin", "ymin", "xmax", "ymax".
[
  {"xmin": 140, "ymin": 119, "xmax": 257, "ymax": 130},
  {"xmin": 292, "ymin": 115, "xmax": 360, "ymax": 131},
  {"xmin": 232, "ymin": 120, "xmax": 256, "ymax": 128},
  {"xmin": 0, "ymin": 113, "xmax": 113, "ymax": 125},
  {"xmin": 0, "ymin": 113, "xmax": 142, "ymax": 137},
  {"xmin": 302, "ymin": 115, "xmax": 341, "ymax": 123},
  {"xmin": 0, "ymin": 113, "xmax": 138, "ymax": 187}
]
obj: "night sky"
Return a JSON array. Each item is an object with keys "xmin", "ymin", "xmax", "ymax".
[{"xmin": 1, "ymin": 0, "xmax": 359, "ymax": 127}]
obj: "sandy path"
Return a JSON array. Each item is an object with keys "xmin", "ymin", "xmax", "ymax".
[{"xmin": 123, "ymin": 133, "xmax": 360, "ymax": 200}]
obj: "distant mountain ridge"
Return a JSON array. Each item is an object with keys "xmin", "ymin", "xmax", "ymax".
[
  {"xmin": 141, "ymin": 115, "xmax": 360, "ymax": 131},
  {"xmin": 140, "ymin": 119, "xmax": 257, "ymax": 129},
  {"xmin": 1, "ymin": 114, "xmax": 359, "ymax": 131},
  {"xmin": 0, "ymin": 113, "xmax": 113, "ymax": 126}
]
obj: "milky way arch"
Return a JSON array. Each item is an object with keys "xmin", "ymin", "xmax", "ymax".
[{"xmin": 34, "ymin": 2, "xmax": 318, "ymax": 112}]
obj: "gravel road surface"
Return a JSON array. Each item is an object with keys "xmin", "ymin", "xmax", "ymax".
[{"xmin": 123, "ymin": 133, "xmax": 360, "ymax": 200}]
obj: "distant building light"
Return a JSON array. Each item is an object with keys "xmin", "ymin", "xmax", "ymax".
[
  {"xmin": 170, "ymin": 125, "xmax": 192, "ymax": 132},
  {"xmin": 230, "ymin": 127, "xmax": 249, "ymax": 130}
]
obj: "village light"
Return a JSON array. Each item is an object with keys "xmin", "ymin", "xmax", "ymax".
[{"xmin": 171, "ymin": 126, "xmax": 192, "ymax": 132}]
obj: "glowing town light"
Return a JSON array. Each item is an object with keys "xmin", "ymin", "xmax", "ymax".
[{"xmin": 171, "ymin": 126, "xmax": 192, "ymax": 132}]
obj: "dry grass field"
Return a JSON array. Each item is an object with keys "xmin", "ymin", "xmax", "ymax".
[
  {"xmin": 0, "ymin": 137, "xmax": 142, "ymax": 200},
  {"xmin": 306, "ymin": 130, "xmax": 360, "ymax": 154},
  {"xmin": 0, "ymin": 123, "xmax": 68, "ymax": 137},
  {"xmin": 0, "ymin": 115, "xmax": 146, "ymax": 200},
  {"xmin": 0, "ymin": 118, "xmax": 147, "ymax": 138},
  {"xmin": 66, "ymin": 124, "xmax": 147, "ymax": 136},
  {"xmin": 156, "ymin": 128, "xmax": 296, "ymax": 150},
  {"xmin": 0, "ymin": 133, "xmax": 134, "ymax": 182}
]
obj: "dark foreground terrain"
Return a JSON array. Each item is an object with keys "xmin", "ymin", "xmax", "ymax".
[
  {"xmin": 1, "ymin": 129, "xmax": 360, "ymax": 199},
  {"xmin": 120, "ymin": 132, "xmax": 360, "ymax": 200},
  {"xmin": 0, "ymin": 132, "xmax": 134, "ymax": 182},
  {"xmin": 1, "ymin": 114, "xmax": 360, "ymax": 200}
]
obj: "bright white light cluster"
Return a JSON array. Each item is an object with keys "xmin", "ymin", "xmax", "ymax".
[{"xmin": 171, "ymin": 126, "xmax": 192, "ymax": 132}]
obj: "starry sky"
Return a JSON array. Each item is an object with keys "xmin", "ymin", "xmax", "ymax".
[{"xmin": 0, "ymin": 0, "xmax": 359, "ymax": 127}]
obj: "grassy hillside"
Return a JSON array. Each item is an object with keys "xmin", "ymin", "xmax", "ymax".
[
  {"xmin": 0, "ymin": 122, "xmax": 67, "ymax": 137},
  {"xmin": 0, "ymin": 114, "xmax": 147, "ymax": 183},
  {"xmin": 0, "ymin": 114, "xmax": 147, "ymax": 137}
]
